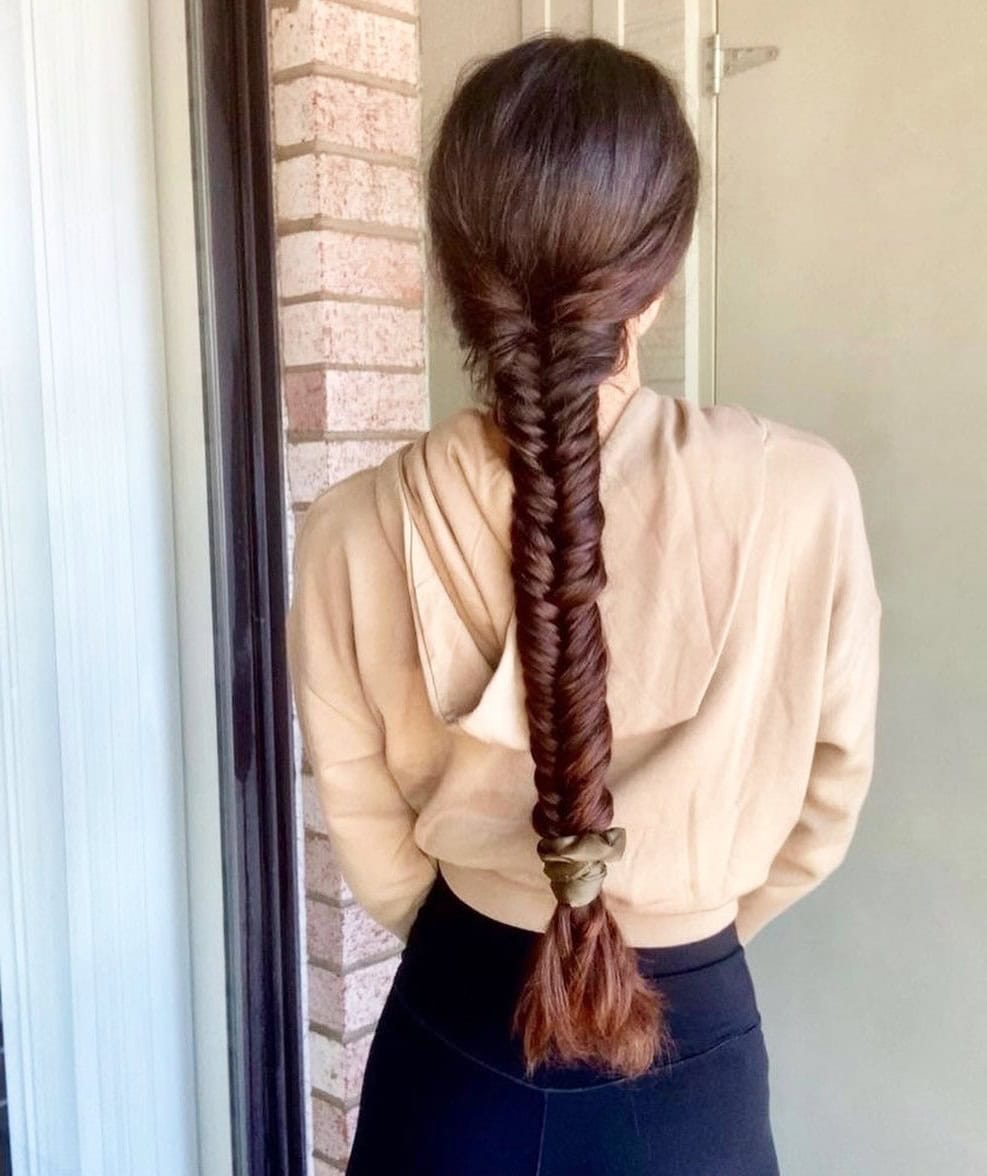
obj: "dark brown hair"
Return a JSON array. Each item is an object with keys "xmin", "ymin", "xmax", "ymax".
[{"xmin": 425, "ymin": 33, "xmax": 701, "ymax": 1078}]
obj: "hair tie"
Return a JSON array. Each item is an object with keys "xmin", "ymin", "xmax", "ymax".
[{"xmin": 536, "ymin": 827, "xmax": 627, "ymax": 908}]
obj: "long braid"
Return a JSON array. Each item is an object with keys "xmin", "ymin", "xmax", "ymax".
[
  {"xmin": 483, "ymin": 288, "xmax": 565, "ymax": 813},
  {"xmin": 500, "ymin": 307, "xmax": 674, "ymax": 1076},
  {"xmin": 425, "ymin": 32, "xmax": 701, "ymax": 1078}
]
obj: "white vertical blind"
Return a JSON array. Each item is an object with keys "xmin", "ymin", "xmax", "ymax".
[{"xmin": 0, "ymin": 1, "xmax": 203, "ymax": 1172}]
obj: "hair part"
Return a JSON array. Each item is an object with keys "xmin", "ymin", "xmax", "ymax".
[{"xmin": 425, "ymin": 33, "xmax": 700, "ymax": 1078}]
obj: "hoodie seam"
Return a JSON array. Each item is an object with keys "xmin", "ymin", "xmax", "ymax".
[
  {"xmin": 373, "ymin": 448, "xmax": 415, "ymax": 574},
  {"xmin": 394, "ymin": 451, "xmax": 449, "ymax": 719}
]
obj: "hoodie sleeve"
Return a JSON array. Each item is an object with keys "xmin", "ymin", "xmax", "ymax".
[
  {"xmin": 735, "ymin": 451, "xmax": 883, "ymax": 947},
  {"xmin": 286, "ymin": 473, "xmax": 438, "ymax": 943}
]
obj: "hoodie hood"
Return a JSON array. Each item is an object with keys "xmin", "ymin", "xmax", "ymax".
[{"xmin": 393, "ymin": 385, "xmax": 767, "ymax": 751}]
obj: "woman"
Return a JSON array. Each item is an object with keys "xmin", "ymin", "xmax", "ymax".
[{"xmin": 286, "ymin": 33, "xmax": 882, "ymax": 1176}]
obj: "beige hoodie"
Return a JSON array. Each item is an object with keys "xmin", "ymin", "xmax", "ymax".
[{"xmin": 286, "ymin": 384, "xmax": 882, "ymax": 948}]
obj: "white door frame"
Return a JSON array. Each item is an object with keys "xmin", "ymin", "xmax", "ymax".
[{"xmin": 0, "ymin": 1, "xmax": 232, "ymax": 1173}]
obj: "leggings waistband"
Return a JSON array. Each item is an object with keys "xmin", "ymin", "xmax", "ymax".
[
  {"xmin": 411, "ymin": 871, "xmax": 741, "ymax": 975},
  {"xmin": 392, "ymin": 871, "xmax": 760, "ymax": 1088}
]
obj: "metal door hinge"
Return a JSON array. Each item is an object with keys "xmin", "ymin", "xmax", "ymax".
[{"xmin": 705, "ymin": 32, "xmax": 780, "ymax": 95}]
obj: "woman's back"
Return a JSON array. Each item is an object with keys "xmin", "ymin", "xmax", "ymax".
[{"xmin": 288, "ymin": 380, "xmax": 881, "ymax": 949}]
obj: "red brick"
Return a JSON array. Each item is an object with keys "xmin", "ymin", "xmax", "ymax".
[
  {"xmin": 280, "ymin": 362, "xmax": 427, "ymax": 439},
  {"xmin": 276, "ymin": 153, "xmax": 421, "ymax": 229},
  {"xmin": 275, "ymin": 75, "xmax": 419, "ymax": 157},
  {"xmin": 305, "ymin": 832, "xmax": 350, "ymax": 903},
  {"xmin": 302, "ymin": 772, "xmax": 330, "ymax": 835},
  {"xmin": 312, "ymin": 1097, "xmax": 359, "ymax": 1165},
  {"xmin": 270, "ymin": 0, "xmax": 426, "ymax": 1164},
  {"xmin": 306, "ymin": 897, "xmax": 401, "ymax": 971},
  {"xmin": 272, "ymin": 0, "xmax": 418, "ymax": 86},
  {"xmin": 278, "ymin": 228, "xmax": 422, "ymax": 302},
  {"xmin": 309, "ymin": 1028, "xmax": 374, "ymax": 1103},
  {"xmin": 287, "ymin": 437, "xmax": 407, "ymax": 503},
  {"xmin": 281, "ymin": 300, "xmax": 423, "ymax": 367},
  {"xmin": 284, "ymin": 369, "xmax": 327, "ymax": 431},
  {"xmin": 308, "ymin": 954, "xmax": 400, "ymax": 1035},
  {"xmin": 324, "ymin": 368, "xmax": 425, "ymax": 430}
]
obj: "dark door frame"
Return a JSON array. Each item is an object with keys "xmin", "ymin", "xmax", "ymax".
[{"xmin": 185, "ymin": 1, "xmax": 307, "ymax": 1173}]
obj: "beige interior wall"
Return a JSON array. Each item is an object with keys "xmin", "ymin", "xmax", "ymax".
[{"xmin": 716, "ymin": 2, "xmax": 987, "ymax": 1170}]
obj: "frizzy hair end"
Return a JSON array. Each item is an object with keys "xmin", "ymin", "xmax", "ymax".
[{"xmin": 425, "ymin": 33, "xmax": 700, "ymax": 1078}]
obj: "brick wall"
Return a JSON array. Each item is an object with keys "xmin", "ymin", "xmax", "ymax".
[{"xmin": 267, "ymin": 0, "xmax": 428, "ymax": 1170}]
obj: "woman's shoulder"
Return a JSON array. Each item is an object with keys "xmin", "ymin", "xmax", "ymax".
[
  {"xmin": 721, "ymin": 401, "xmax": 865, "ymax": 517},
  {"xmin": 293, "ymin": 445, "xmax": 409, "ymax": 581}
]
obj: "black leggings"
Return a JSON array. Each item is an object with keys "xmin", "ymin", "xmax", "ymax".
[{"xmin": 347, "ymin": 871, "xmax": 781, "ymax": 1175}]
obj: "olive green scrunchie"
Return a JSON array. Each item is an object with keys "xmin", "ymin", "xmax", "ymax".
[{"xmin": 536, "ymin": 827, "xmax": 627, "ymax": 908}]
